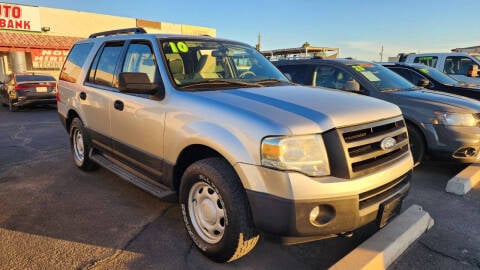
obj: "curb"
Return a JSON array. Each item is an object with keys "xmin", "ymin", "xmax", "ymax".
[
  {"xmin": 329, "ymin": 204, "xmax": 434, "ymax": 270},
  {"xmin": 446, "ymin": 164, "xmax": 480, "ymax": 195}
]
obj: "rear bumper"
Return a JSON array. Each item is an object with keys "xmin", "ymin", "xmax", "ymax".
[
  {"xmin": 13, "ymin": 92, "xmax": 56, "ymax": 106},
  {"xmin": 246, "ymin": 172, "xmax": 411, "ymax": 239}
]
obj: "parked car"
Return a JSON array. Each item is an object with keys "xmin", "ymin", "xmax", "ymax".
[
  {"xmin": 57, "ymin": 28, "xmax": 413, "ymax": 262},
  {"xmin": 274, "ymin": 59, "xmax": 480, "ymax": 165},
  {"xmin": 382, "ymin": 62, "xmax": 480, "ymax": 100},
  {"xmin": 0, "ymin": 72, "xmax": 57, "ymax": 112},
  {"xmin": 399, "ymin": 52, "xmax": 480, "ymax": 85}
]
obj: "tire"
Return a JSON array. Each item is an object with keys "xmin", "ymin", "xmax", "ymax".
[
  {"xmin": 180, "ymin": 157, "xmax": 259, "ymax": 262},
  {"xmin": 69, "ymin": 118, "xmax": 98, "ymax": 171},
  {"xmin": 407, "ymin": 124, "xmax": 425, "ymax": 166},
  {"xmin": 8, "ymin": 98, "xmax": 16, "ymax": 112}
]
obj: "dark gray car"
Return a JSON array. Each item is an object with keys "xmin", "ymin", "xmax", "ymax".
[{"xmin": 275, "ymin": 59, "xmax": 480, "ymax": 165}]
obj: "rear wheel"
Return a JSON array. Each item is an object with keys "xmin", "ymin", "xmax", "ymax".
[
  {"xmin": 70, "ymin": 118, "xmax": 98, "ymax": 171},
  {"xmin": 8, "ymin": 98, "xmax": 16, "ymax": 112},
  {"xmin": 180, "ymin": 158, "xmax": 259, "ymax": 262},
  {"xmin": 407, "ymin": 124, "xmax": 425, "ymax": 166}
]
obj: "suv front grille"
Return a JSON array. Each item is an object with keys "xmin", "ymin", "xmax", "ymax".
[{"xmin": 323, "ymin": 116, "xmax": 410, "ymax": 179}]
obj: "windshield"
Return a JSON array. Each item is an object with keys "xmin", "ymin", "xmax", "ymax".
[
  {"xmin": 473, "ymin": 55, "xmax": 480, "ymax": 62},
  {"xmin": 415, "ymin": 65, "xmax": 459, "ymax": 85},
  {"xmin": 160, "ymin": 39, "xmax": 289, "ymax": 90},
  {"xmin": 348, "ymin": 63, "xmax": 414, "ymax": 91}
]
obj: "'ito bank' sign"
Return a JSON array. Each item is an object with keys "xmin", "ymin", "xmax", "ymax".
[
  {"xmin": 0, "ymin": 3, "xmax": 41, "ymax": 32},
  {"xmin": 31, "ymin": 49, "xmax": 69, "ymax": 69}
]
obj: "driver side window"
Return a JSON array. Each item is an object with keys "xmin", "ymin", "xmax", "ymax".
[{"xmin": 313, "ymin": 65, "xmax": 355, "ymax": 90}]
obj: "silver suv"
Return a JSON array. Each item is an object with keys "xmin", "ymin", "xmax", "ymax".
[{"xmin": 57, "ymin": 28, "xmax": 413, "ymax": 262}]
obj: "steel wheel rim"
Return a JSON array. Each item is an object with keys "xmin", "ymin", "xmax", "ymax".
[
  {"xmin": 73, "ymin": 129, "xmax": 85, "ymax": 163},
  {"xmin": 188, "ymin": 181, "xmax": 226, "ymax": 244}
]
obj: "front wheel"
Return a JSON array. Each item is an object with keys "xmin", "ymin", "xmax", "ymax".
[
  {"xmin": 407, "ymin": 124, "xmax": 425, "ymax": 166},
  {"xmin": 180, "ymin": 158, "xmax": 259, "ymax": 262}
]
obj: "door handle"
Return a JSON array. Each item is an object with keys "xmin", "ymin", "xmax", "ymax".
[
  {"xmin": 79, "ymin": 92, "xmax": 87, "ymax": 100},
  {"xmin": 114, "ymin": 100, "xmax": 124, "ymax": 111}
]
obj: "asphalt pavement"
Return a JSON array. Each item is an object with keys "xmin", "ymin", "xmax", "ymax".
[{"xmin": 0, "ymin": 105, "xmax": 479, "ymax": 270}]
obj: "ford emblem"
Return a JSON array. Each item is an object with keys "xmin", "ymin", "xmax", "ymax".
[{"xmin": 380, "ymin": 137, "xmax": 396, "ymax": 150}]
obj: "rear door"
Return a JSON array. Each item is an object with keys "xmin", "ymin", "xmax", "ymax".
[{"xmin": 82, "ymin": 41, "xmax": 126, "ymax": 151}]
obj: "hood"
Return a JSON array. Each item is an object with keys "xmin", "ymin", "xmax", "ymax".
[
  {"xmin": 386, "ymin": 88, "xmax": 480, "ymax": 112},
  {"xmin": 192, "ymin": 85, "xmax": 402, "ymax": 134}
]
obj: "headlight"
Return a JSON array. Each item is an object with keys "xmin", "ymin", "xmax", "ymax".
[
  {"xmin": 261, "ymin": 134, "xmax": 330, "ymax": 176},
  {"xmin": 433, "ymin": 112, "xmax": 477, "ymax": 127}
]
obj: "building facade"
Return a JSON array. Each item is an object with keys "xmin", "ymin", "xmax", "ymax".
[{"xmin": 0, "ymin": 2, "xmax": 216, "ymax": 80}]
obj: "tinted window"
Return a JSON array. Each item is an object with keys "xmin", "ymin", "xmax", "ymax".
[
  {"xmin": 414, "ymin": 56, "xmax": 438, "ymax": 67},
  {"xmin": 122, "ymin": 42, "xmax": 157, "ymax": 83},
  {"xmin": 276, "ymin": 64, "xmax": 310, "ymax": 84},
  {"xmin": 313, "ymin": 65, "xmax": 356, "ymax": 90},
  {"xmin": 60, "ymin": 43, "xmax": 94, "ymax": 83},
  {"xmin": 444, "ymin": 56, "xmax": 476, "ymax": 75},
  {"xmin": 16, "ymin": 74, "xmax": 55, "ymax": 82},
  {"xmin": 88, "ymin": 43, "xmax": 124, "ymax": 88},
  {"xmin": 390, "ymin": 67, "xmax": 425, "ymax": 86},
  {"xmin": 415, "ymin": 65, "xmax": 459, "ymax": 85}
]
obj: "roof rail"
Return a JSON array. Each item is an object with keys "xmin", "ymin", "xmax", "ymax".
[{"xmin": 88, "ymin": 27, "xmax": 147, "ymax": 38}]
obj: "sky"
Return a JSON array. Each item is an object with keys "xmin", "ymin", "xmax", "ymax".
[{"xmin": 9, "ymin": 0, "xmax": 480, "ymax": 60}]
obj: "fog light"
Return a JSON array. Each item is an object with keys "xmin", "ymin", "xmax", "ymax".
[{"xmin": 309, "ymin": 204, "xmax": 335, "ymax": 227}]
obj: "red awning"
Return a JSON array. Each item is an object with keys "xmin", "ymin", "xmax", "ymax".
[{"xmin": 0, "ymin": 32, "xmax": 83, "ymax": 52}]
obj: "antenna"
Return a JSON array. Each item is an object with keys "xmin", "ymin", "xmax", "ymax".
[{"xmin": 379, "ymin": 45, "xmax": 384, "ymax": 62}]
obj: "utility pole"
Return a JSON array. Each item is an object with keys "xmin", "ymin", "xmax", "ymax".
[
  {"xmin": 379, "ymin": 45, "xmax": 384, "ymax": 62},
  {"xmin": 255, "ymin": 33, "xmax": 261, "ymax": 51}
]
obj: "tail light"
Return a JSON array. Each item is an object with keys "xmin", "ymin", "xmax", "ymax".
[
  {"xmin": 14, "ymin": 85, "xmax": 30, "ymax": 91},
  {"xmin": 55, "ymin": 83, "xmax": 60, "ymax": 102}
]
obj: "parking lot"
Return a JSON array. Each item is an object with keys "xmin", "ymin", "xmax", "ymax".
[{"xmin": 0, "ymin": 106, "xmax": 479, "ymax": 270}]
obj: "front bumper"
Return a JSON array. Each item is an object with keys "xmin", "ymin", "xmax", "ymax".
[
  {"xmin": 246, "ymin": 172, "xmax": 411, "ymax": 239},
  {"xmin": 423, "ymin": 123, "xmax": 480, "ymax": 163}
]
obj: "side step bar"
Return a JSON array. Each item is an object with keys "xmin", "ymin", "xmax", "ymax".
[{"xmin": 90, "ymin": 153, "xmax": 176, "ymax": 200}]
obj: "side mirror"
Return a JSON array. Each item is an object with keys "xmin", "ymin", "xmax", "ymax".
[
  {"xmin": 283, "ymin": 72, "xmax": 292, "ymax": 81},
  {"xmin": 118, "ymin": 72, "xmax": 163, "ymax": 96},
  {"xmin": 343, "ymin": 79, "xmax": 361, "ymax": 92},
  {"xmin": 467, "ymin": 65, "xmax": 479, "ymax": 77},
  {"xmin": 417, "ymin": 78, "xmax": 430, "ymax": 87}
]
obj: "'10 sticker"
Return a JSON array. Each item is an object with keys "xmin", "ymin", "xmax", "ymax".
[{"xmin": 169, "ymin": 41, "xmax": 189, "ymax": 53}]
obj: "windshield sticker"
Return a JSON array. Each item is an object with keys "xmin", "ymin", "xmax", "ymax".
[
  {"xmin": 351, "ymin": 65, "xmax": 365, "ymax": 72},
  {"xmin": 169, "ymin": 41, "xmax": 189, "ymax": 53},
  {"xmin": 361, "ymin": 71, "xmax": 380, "ymax": 81},
  {"xmin": 419, "ymin": 68, "xmax": 429, "ymax": 74}
]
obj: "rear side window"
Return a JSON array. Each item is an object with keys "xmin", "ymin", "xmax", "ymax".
[
  {"xmin": 87, "ymin": 42, "xmax": 124, "ymax": 88},
  {"xmin": 413, "ymin": 56, "xmax": 438, "ymax": 67},
  {"xmin": 59, "ymin": 43, "xmax": 94, "ymax": 83}
]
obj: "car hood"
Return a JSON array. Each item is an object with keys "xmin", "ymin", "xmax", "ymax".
[
  {"xmin": 385, "ymin": 88, "xmax": 480, "ymax": 112},
  {"xmin": 193, "ymin": 85, "xmax": 402, "ymax": 134}
]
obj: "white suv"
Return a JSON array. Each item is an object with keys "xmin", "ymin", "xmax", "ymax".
[{"xmin": 57, "ymin": 28, "xmax": 413, "ymax": 262}]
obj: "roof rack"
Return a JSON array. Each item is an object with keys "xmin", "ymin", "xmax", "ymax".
[{"xmin": 89, "ymin": 27, "xmax": 147, "ymax": 38}]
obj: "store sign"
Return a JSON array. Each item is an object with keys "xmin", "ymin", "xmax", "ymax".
[
  {"xmin": 31, "ymin": 49, "xmax": 69, "ymax": 69},
  {"xmin": 0, "ymin": 3, "xmax": 41, "ymax": 32}
]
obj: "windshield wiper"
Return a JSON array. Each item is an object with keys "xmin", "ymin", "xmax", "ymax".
[
  {"xmin": 381, "ymin": 88, "xmax": 401, "ymax": 92},
  {"xmin": 180, "ymin": 79, "xmax": 263, "ymax": 89},
  {"xmin": 253, "ymin": 79, "xmax": 291, "ymax": 86}
]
